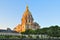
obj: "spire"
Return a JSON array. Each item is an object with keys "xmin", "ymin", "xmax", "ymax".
[
  {"xmin": 23, "ymin": 5, "xmax": 32, "ymax": 16},
  {"xmin": 26, "ymin": 5, "xmax": 29, "ymax": 11}
]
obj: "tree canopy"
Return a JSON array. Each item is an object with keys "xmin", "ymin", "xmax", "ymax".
[{"xmin": 21, "ymin": 25, "xmax": 60, "ymax": 37}]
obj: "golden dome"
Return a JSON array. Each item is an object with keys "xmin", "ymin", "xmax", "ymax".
[
  {"xmin": 22, "ymin": 5, "xmax": 32, "ymax": 17},
  {"xmin": 14, "ymin": 5, "xmax": 40, "ymax": 32},
  {"xmin": 21, "ymin": 5, "xmax": 34, "ymax": 24}
]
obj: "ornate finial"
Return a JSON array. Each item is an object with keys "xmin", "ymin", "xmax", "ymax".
[
  {"xmin": 26, "ymin": 5, "xmax": 28, "ymax": 8},
  {"xmin": 26, "ymin": 5, "xmax": 29, "ymax": 11}
]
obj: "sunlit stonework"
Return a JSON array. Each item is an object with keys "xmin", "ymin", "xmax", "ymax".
[{"xmin": 14, "ymin": 6, "xmax": 40, "ymax": 32}]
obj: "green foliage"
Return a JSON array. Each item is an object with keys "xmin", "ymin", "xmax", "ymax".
[
  {"xmin": 28, "ymin": 35, "xmax": 32, "ymax": 38},
  {"xmin": 21, "ymin": 25, "xmax": 60, "ymax": 37},
  {"xmin": 47, "ymin": 25, "xmax": 60, "ymax": 37},
  {"xmin": 36, "ymin": 36, "xmax": 39, "ymax": 38},
  {"xmin": 0, "ymin": 25, "xmax": 59, "ymax": 38},
  {"xmin": 21, "ymin": 29, "xmax": 36, "ymax": 34},
  {"xmin": 0, "ymin": 35, "xmax": 22, "ymax": 38}
]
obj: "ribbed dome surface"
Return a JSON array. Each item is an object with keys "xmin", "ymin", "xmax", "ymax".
[{"xmin": 22, "ymin": 5, "xmax": 32, "ymax": 18}]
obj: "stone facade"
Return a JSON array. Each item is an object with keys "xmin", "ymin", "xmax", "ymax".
[{"xmin": 14, "ymin": 6, "xmax": 40, "ymax": 32}]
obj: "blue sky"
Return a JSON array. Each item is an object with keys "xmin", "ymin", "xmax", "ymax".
[{"xmin": 0, "ymin": 0, "xmax": 60, "ymax": 29}]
